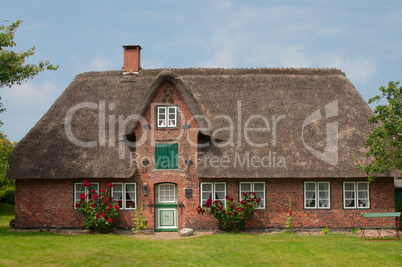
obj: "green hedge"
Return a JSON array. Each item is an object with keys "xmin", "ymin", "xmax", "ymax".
[{"xmin": 0, "ymin": 187, "xmax": 15, "ymax": 205}]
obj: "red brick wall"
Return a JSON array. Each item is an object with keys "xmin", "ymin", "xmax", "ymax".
[
  {"xmin": 14, "ymin": 82, "xmax": 396, "ymax": 230},
  {"xmin": 15, "ymin": 177, "xmax": 395, "ymax": 229}
]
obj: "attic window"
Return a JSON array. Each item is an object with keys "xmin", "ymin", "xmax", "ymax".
[{"xmin": 157, "ymin": 106, "xmax": 177, "ymax": 128}]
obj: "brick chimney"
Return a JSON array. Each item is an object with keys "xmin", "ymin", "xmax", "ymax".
[{"xmin": 122, "ymin": 45, "xmax": 142, "ymax": 74}]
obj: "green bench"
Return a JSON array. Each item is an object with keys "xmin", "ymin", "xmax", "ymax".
[{"xmin": 360, "ymin": 212, "xmax": 401, "ymax": 241}]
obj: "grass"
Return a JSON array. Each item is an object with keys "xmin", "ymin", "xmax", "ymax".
[{"xmin": 0, "ymin": 204, "xmax": 401, "ymax": 266}]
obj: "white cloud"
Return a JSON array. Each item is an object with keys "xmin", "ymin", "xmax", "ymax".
[
  {"xmin": 88, "ymin": 54, "xmax": 115, "ymax": 71},
  {"xmin": 2, "ymin": 81, "xmax": 58, "ymax": 104}
]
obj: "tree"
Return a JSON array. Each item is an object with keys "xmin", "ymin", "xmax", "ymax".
[
  {"xmin": 0, "ymin": 131, "xmax": 15, "ymax": 187},
  {"xmin": 356, "ymin": 81, "xmax": 402, "ymax": 181},
  {"xmin": 0, "ymin": 20, "xmax": 58, "ymax": 124}
]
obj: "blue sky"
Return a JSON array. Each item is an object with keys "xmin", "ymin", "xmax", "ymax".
[{"xmin": 1, "ymin": 0, "xmax": 402, "ymax": 141}]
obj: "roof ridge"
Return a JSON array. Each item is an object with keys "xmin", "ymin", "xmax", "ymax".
[{"xmin": 75, "ymin": 68, "xmax": 345, "ymax": 79}]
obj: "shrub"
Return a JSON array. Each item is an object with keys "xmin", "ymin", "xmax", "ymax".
[
  {"xmin": 76, "ymin": 181, "xmax": 120, "ymax": 233},
  {"xmin": 9, "ymin": 218, "xmax": 14, "ymax": 228},
  {"xmin": 322, "ymin": 227, "xmax": 331, "ymax": 235},
  {"xmin": 0, "ymin": 187, "xmax": 15, "ymax": 204},
  {"xmin": 285, "ymin": 197, "xmax": 294, "ymax": 230},
  {"xmin": 132, "ymin": 204, "xmax": 147, "ymax": 232},
  {"xmin": 197, "ymin": 193, "xmax": 260, "ymax": 231}
]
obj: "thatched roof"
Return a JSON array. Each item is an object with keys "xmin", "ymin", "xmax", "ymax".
[{"xmin": 8, "ymin": 68, "xmax": 377, "ymax": 179}]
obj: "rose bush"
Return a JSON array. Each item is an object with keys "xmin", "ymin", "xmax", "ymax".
[
  {"xmin": 76, "ymin": 181, "xmax": 120, "ymax": 233},
  {"xmin": 197, "ymin": 192, "xmax": 261, "ymax": 231}
]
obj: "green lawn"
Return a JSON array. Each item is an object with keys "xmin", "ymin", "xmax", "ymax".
[{"xmin": 0, "ymin": 204, "xmax": 401, "ymax": 266}]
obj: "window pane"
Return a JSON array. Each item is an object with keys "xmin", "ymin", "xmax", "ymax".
[
  {"xmin": 344, "ymin": 183, "xmax": 355, "ymax": 190},
  {"xmin": 215, "ymin": 183, "xmax": 225, "ymax": 192},
  {"xmin": 240, "ymin": 183, "xmax": 251, "ymax": 194},
  {"xmin": 358, "ymin": 182, "xmax": 368, "ymax": 190},
  {"xmin": 126, "ymin": 184, "xmax": 135, "ymax": 192},
  {"xmin": 92, "ymin": 183, "xmax": 99, "ymax": 193},
  {"xmin": 319, "ymin": 192, "xmax": 328, "ymax": 199},
  {"xmin": 319, "ymin": 183, "xmax": 328, "ymax": 191},
  {"xmin": 254, "ymin": 183, "xmax": 264, "ymax": 191},
  {"xmin": 319, "ymin": 199, "xmax": 329, "ymax": 208},
  {"xmin": 305, "ymin": 182, "xmax": 316, "ymax": 190},
  {"xmin": 345, "ymin": 200, "xmax": 355, "ymax": 207},
  {"xmin": 345, "ymin": 192, "xmax": 354, "ymax": 198},
  {"xmin": 202, "ymin": 183, "xmax": 212, "ymax": 192},
  {"xmin": 358, "ymin": 199, "xmax": 368, "ymax": 208},
  {"xmin": 113, "ymin": 184, "xmax": 123, "ymax": 208},
  {"xmin": 305, "ymin": 199, "xmax": 315, "ymax": 208},
  {"xmin": 358, "ymin": 191, "xmax": 368, "ymax": 199}
]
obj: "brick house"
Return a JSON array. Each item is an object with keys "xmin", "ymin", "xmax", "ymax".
[{"xmin": 8, "ymin": 45, "xmax": 396, "ymax": 231}]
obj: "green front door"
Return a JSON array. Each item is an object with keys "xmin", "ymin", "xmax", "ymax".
[{"xmin": 155, "ymin": 183, "xmax": 178, "ymax": 232}]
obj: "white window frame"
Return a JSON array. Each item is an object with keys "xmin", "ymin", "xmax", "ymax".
[
  {"xmin": 200, "ymin": 182, "xmax": 227, "ymax": 207},
  {"xmin": 157, "ymin": 106, "xmax": 177, "ymax": 128},
  {"xmin": 239, "ymin": 182, "xmax": 266, "ymax": 209},
  {"xmin": 303, "ymin": 181, "xmax": 331, "ymax": 209},
  {"xmin": 111, "ymin": 182, "xmax": 137, "ymax": 210},
  {"xmin": 343, "ymin": 181, "xmax": 370, "ymax": 209},
  {"xmin": 74, "ymin": 182, "xmax": 99, "ymax": 209},
  {"xmin": 158, "ymin": 183, "xmax": 176, "ymax": 203}
]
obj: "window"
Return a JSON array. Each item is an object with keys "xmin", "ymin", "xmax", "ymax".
[
  {"xmin": 200, "ymin": 182, "xmax": 226, "ymax": 207},
  {"xmin": 111, "ymin": 182, "xmax": 137, "ymax": 210},
  {"xmin": 74, "ymin": 182, "xmax": 99, "ymax": 209},
  {"xmin": 343, "ymin": 181, "xmax": 370, "ymax": 209},
  {"xmin": 304, "ymin": 181, "xmax": 330, "ymax": 209},
  {"xmin": 239, "ymin": 182, "xmax": 266, "ymax": 209},
  {"xmin": 155, "ymin": 143, "xmax": 178, "ymax": 169},
  {"xmin": 157, "ymin": 106, "xmax": 177, "ymax": 128},
  {"xmin": 158, "ymin": 183, "xmax": 176, "ymax": 203}
]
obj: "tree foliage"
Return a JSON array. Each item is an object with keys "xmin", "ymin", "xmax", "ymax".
[
  {"xmin": 356, "ymin": 81, "xmax": 402, "ymax": 181},
  {"xmin": 0, "ymin": 132, "xmax": 15, "ymax": 187},
  {"xmin": 0, "ymin": 20, "xmax": 58, "ymax": 125}
]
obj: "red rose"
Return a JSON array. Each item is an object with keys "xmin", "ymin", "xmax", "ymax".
[
  {"xmin": 241, "ymin": 200, "xmax": 246, "ymax": 205},
  {"xmin": 91, "ymin": 194, "xmax": 98, "ymax": 200},
  {"xmin": 108, "ymin": 203, "xmax": 112, "ymax": 208},
  {"xmin": 214, "ymin": 200, "xmax": 220, "ymax": 205},
  {"xmin": 256, "ymin": 198, "xmax": 261, "ymax": 203},
  {"xmin": 251, "ymin": 192, "xmax": 256, "ymax": 196},
  {"xmin": 102, "ymin": 213, "xmax": 106, "ymax": 217},
  {"xmin": 242, "ymin": 192, "xmax": 247, "ymax": 197},
  {"xmin": 96, "ymin": 212, "xmax": 100, "ymax": 218},
  {"xmin": 211, "ymin": 207, "xmax": 215, "ymax": 212},
  {"xmin": 108, "ymin": 218, "xmax": 113, "ymax": 223},
  {"xmin": 90, "ymin": 189, "xmax": 95, "ymax": 194},
  {"xmin": 230, "ymin": 205, "xmax": 234, "ymax": 209},
  {"xmin": 227, "ymin": 212, "xmax": 232, "ymax": 215},
  {"xmin": 101, "ymin": 189, "xmax": 106, "ymax": 193},
  {"xmin": 234, "ymin": 211, "xmax": 238, "ymax": 215},
  {"xmin": 106, "ymin": 207, "xmax": 111, "ymax": 211},
  {"xmin": 75, "ymin": 203, "xmax": 80, "ymax": 208},
  {"xmin": 249, "ymin": 204, "xmax": 252, "ymax": 207},
  {"xmin": 87, "ymin": 182, "xmax": 91, "ymax": 187},
  {"xmin": 83, "ymin": 181, "xmax": 88, "ymax": 187},
  {"xmin": 225, "ymin": 195, "xmax": 230, "ymax": 200},
  {"xmin": 91, "ymin": 204, "xmax": 96, "ymax": 207},
  {"xmin": 229, "ymin": 197, "xmax": 234, "ymax": 202},
  {"xmin": 250, "ymin": 198, "xmax": 254, "ymax": 202},
  {"xmin": 108, "ymin": 197, "xmax": 113, "ymax": 201},
  {"xmin": 79, "ymin": 193, "xmax": 86, "ymax": 201},
  {"xmin": 115, "ymin": 205, "xmax": 120, "ymax": 210},
  {"xmin": 202, "ymin": 208, "xmax": 205, "ymax": 213},
  {"xmin": 108, "ymin": 183, "xmax": 113, "ymax": 188}
]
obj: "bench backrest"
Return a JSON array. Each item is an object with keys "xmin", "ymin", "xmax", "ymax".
[{"xmin": 364, "ymin": 212, "xmax": 401, "ymax": 218}]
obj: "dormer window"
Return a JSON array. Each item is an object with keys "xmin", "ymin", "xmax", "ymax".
[{"xmin": 157, "ymin": 106, "xmax": 177, "ymax": 128}]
